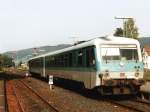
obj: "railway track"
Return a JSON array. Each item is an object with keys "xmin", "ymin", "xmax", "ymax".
[
  {"xmin": 109, "ymin": 98, "xmax": 150, "ymax": 112},
  {"xmin": 13, "ymin": 84, "xmax": 25, "ymax": 112},
  {"xmin": 135, "ymin": 98, "xmax": 150, "ymax": 105},
  {"xmin": 13, "ymin": 80, "xmax": 59, "ymax": 112},
  {"xmin": 25, "ymin": 77, "xmax": 150, "ymax": 112}
]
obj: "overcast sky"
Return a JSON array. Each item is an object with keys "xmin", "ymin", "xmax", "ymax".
[{"xmin": 0, "ymin": 0, "xmax": 150, "ymax": 53}]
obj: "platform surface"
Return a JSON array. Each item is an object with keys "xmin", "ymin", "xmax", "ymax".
[{"xmin": 0, "ymin": 80, "xmax": 5, "ymax": 112}]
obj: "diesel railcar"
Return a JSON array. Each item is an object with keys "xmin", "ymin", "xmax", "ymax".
[{"xmin": 28, "ymin": 36, "xmax": 144, "ymax": 95}]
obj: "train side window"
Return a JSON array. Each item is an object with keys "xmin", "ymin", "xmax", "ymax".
[
  {"xmin": 55, "ymin": 56, "xmax": 59, "ymax": 67},
  {"xmin": 51, "ymin": 56, "xmax": 55, "ymax": 67},
  {"xmin": 69, "ymin": 53, "xmax": 73, "ymax": 66},
  {"xmin": 48, "ymin": 56, "xmax": 52, "ymax": 67},
  {"xmin": 60, "ymin": 55, "xmax": 64, "ymax": 67},
  {"xmin": 45, "ymin": 57, "xmax": 50, "ymax": 67},
  {"xmin": 58, "ymin": 55, "xmax": 62, "ymax": 67},
  {"xmin": 72, "ymin": 51, "xmax": 77, "ymax": 67},
  {"xmin": 86, "ymin": 47, "xmax": 95, "ymax": 67},
  {"xmin": 64, "ymin": 54, "xmax": 68, "ymax": 67},
  {"xmin": 77, "ymin": 50, "xmax": 83, "ymax": 66}
]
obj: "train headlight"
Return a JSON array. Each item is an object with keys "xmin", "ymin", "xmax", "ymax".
[
  {"xmin": 103, "ymin": 70, "xmax": 109, "ymax": 78},
  {"xmin": 120, "ymin": 61, "xmax": 125, "ymax": 66},
  {"xmin": 135, "ymin": 72, "xmax": 139, "ymax": 77}
]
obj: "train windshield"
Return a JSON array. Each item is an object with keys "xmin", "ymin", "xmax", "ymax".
[{"xmin": 101, "ymin": 45, "xmax": 138, "ymax": 62}]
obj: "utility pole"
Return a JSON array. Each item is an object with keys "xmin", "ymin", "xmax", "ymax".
[{"xmin": 114, "ymin": 17, "xmax": 133, "ymax": 37}]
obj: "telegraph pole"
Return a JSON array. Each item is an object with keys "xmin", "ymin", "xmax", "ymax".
[{"xmin": 114, "ymin": 17, "xmax": 133, "ymax": 37}]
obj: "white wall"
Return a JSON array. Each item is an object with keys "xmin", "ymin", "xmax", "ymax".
[{"xmin": 147, "ymin": 56, "xmax": 150, "ymax": 69}]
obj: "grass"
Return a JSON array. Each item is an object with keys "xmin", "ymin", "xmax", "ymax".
[{"xmin": 144, "ymin": 69, "xmax": 150, "ymax": 81}]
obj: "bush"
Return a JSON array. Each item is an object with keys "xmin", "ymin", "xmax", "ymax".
[{"xmin": 144, "ymin": 69, "xmax": 150, "ymax": 80}]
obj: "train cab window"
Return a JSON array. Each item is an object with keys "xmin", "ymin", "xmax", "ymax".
[
  {"xmin": 120, "ymin": 48, "xmax": 138, "ymax": 60},
  {"xmin": 86, "ymin": 47, "xmax": 95, "ymax": 67},
  {"xmin": 101, "ymin": 45, "xmax": 139, "ymax": 62}
]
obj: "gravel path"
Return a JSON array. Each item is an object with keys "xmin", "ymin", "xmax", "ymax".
[{"xmin": 22, "ymin": 77, "xmax": 135, "ymax": 112}]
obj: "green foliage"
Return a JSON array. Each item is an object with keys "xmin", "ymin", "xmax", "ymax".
[
  {"xmin": 114, "ymin": 27, "xmax": 123, "ymax": 37},
  {"xmin": 18, "ymin": 61, "xmax": 22, "ymax": 66},
  {"xmin": 123, "ymin": 19, "xmax": 139, "ymax": 39},
  {"xmin": 0, "ymin": 54, "xmax": 15, "ymax": 68},
  {"xmin": 114, "ymin": 18, "xmax": 139, "ymax": 39}
]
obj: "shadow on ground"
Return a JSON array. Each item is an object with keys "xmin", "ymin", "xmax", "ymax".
[
  {"xmin": 0, "ymin": 72, "xmax": 24, "ymax": 80},
  {"xmin": 32, "ymin": 75, "xmax": 137, "ymax": 101}
]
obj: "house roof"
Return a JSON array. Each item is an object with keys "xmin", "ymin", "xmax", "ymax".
[
  {"xmin": 138, "ymin": 37, "xmax": 150, "ymax": 48},
  {"xmin": 144, "ymin": 45, "xmax": 150, "ymax": 55}
]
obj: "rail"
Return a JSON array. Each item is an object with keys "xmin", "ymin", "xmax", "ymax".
[
  {"xmin": 109, "ymin": 99, "xmax": 150, "ymax": 112},
  {"xmin": 17, "ymin": 80, "xmax": 59, "ymax": 112}
]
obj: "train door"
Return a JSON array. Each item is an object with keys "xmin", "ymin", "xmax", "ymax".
[{"xmin": 85, "ymin": 46, "xmax": 96, "ymax": 88}]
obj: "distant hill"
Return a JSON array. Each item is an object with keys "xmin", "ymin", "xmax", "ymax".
[
  {"xmin": 138, "ymin": 37, "xmax": 150, "ymax": 48},
  {"xmin": 4, "ymin": 44, "xmax": 71, "ymax": 65}
]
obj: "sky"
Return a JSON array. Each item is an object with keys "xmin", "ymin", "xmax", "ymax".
[{"xmin": 0, "ymin": 0, "xmax": 150, "ymax": 53}]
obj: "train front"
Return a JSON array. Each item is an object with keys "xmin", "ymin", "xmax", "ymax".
[{"xmin": 98, "ymin": 43, "xmax": 144, "ymax": 95}]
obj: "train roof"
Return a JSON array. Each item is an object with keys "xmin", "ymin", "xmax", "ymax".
[{"xmin": 29, "ymin": 36, "xmax": 140, "ymax": 61}]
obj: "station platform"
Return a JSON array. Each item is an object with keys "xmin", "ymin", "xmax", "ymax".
[{"xmin": 0, "ymin": 80, "xmax": 5, "ymax": 112}]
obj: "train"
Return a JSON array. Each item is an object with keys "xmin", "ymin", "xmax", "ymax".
[{"xmin": 28, "ymin": 36, "xmax": 144, "ymax": 95}]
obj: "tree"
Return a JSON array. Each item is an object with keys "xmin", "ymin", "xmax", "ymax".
[
  {"xmin": 114, "ymin": 27, "xmax": 123, "ymax": 37},
  {"xmin": 18, "ymin": 61, "xmax": 23, "ymax": 67},
  {"xmin": 114, "ymin": 18, "xmax": 139, "ymax": 39},
  {"xmin": 124, "ymin": 18, "xmax": 139, "ymax": 39},
  {"xmin": 0, "ymin": 54, "xmax": 14, "ymax": 68}
]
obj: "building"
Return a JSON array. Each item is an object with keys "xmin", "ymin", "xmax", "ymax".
[
  {"xmin": 143, "ymin": 45, "xmax": 150, "ymax": 69},
  {"xmin": 138, "ymin": 37, "xmax": 150, "ymax": 48},
  {"xmin": 138, "ymin": 37, "xmax": 150, "ymax": 69}
]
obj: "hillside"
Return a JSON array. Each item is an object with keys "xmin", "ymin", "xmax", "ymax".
[{"xmin": 4, "ymin": 44, "xmax": 71, "ymax": 64}]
